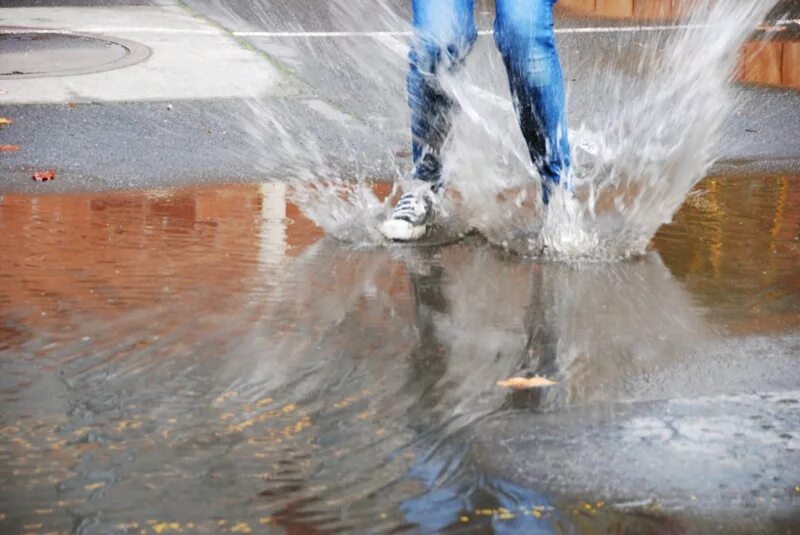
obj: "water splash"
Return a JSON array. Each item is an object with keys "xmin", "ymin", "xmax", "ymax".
[
  {"xmin": 438, "ymin": 0, "xmax": 780, "ymax": 259},
  {"xmin": 550, "ymin": 0, "xmax": 781, "ymax": 260},
  {"xmin": 186, "ymin": 0, "xmax": 778, "ymax": 259}
]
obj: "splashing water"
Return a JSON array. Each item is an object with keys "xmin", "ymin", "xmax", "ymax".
[
  {"xmin": 543, "ymin": 0, "xmax": 782, "ymax": 260},
  {"xmin": 187, "ymin": 0, "xmax": 778, "ymax": 260},
  {"xmin": 423, "ymin": 0, "xmax": 779, "ymax": 260}
]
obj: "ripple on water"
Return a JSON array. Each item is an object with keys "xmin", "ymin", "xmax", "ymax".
[{"xmin": 0, "ymin": 174, "xmax": 799, "ymax": 533}]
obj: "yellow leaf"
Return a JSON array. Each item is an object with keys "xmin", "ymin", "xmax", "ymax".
[
  {"xmin": 152, "ymin": 522, "xmax": 181, "ymax": 533},
  {"xmin": 213, "ymin": 391, "xmax": 238, "ymax": 405},
  {"xmin": 0, "ymin": 117, "xmax": 13, "ymax": 127},
  {"xmin": 84, "ymin": 482, "xmax": 105, "ymax": 491},
  {"xmin": 230, "ymin": 522, "xmax": 252, "ymax": 533},
  {"xmin": 496, "ymin": 376, "xmax": 557, "ymax": 390}
]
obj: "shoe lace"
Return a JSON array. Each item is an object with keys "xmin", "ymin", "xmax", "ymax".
[{"xmin": 392, "ymin": 192, "xmax": 420, "ymax": 219}]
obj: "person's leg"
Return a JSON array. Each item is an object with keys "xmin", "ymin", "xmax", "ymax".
[
  {"xmin": 494, "ymin": 0, "xmax": 571, "ymax": 204},
  {"xmin": 381, "ymin": 1, "xmax": 476, "ymax": 241},
  {"xmin": 409, "ymin": 0, "xmax": 477, "ymax": 190}
]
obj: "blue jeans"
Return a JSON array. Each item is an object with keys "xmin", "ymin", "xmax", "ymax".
[{"xmin": 409, "ymin": 0, "xmax": 570, "ymax": 204}]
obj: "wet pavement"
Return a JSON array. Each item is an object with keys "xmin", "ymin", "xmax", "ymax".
[
  {"xmin": 2, "ymin": 1, "xmax": 800, "ymax": 533},
  {"xmin": 1, "ymin": 174, "xmax": 799, "ymax": 534}
]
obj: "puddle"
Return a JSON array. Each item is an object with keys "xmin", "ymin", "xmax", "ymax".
[
  {"xmin": 654, "ymin": 175, "xmax": 800, "ymax": 333},
  {"xmin": 0, "ymin": 174, "xmax": 799, "ymax": 533}
]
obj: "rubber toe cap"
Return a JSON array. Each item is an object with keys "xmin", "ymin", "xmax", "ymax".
[{"xmin": 379, "ymin": 219, "xmax": 427, "ymax": 241}]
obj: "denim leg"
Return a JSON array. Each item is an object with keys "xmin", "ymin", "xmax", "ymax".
[
  {"xmin": 409, "ymin": 0, "xmax": 477, "ymax": 189},
  {"xmin": 494, "ymin": 0, "xmax": 571, "ymax": 204}
]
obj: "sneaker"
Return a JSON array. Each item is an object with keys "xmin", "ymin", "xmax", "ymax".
[{"xmin": 379, "ymin": 186, "xmax": 437, "ymax": 241}]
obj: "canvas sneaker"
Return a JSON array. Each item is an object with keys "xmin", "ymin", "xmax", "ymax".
[{"xmin": 378, "ymin": 186, "xmax": 438, "ymax": 241}]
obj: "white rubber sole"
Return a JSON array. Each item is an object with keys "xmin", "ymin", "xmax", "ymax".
[{"xmin": 378, "ymin": 219, "xmax": 428, "ymax": 242}]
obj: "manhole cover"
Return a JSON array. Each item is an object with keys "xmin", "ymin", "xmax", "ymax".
[{"xmin": 0, "ymin": 31, "xmax": 151, "ymax": 79}]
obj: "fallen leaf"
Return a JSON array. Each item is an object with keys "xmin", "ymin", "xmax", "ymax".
[
  {"xmin": 152, "ymin": 521, "xmax": 181, "ymax": 533},
  {"xmin": 0, "ymin": 145, "xmax": 20, "ymax": 152},
  {"xmin": 496, "ymin": 376, "xmax": 557, "ymax": 390},
  {"xmin": 0, "ymin": 117, "xmax": 13, "ymax": 127},
  {"xmin": 32, "ymin": 170, "xmax": 57, "ymax": 182},
  {"xmin": 67, "ymin": 102, "xmax": 78, "ymax": 109}
]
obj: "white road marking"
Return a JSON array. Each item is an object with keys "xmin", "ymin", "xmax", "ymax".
[
  {"xmin": 246, "ymin": 18, "xmax": 800, "ymax": 37},
  {"xmin": 0, "ymin": 19, "xmax": 796, "ymax": 38},
  {"xmin": 235, "ymin": 25, "xmax": 711, "ymax": 37},
  {"xmin": 235, "ymin": 30, "xmax": 414, "ymax": 37},
  {"xmin": 0, "ymin": 27, "xmax": 220, "ymax": 35}
]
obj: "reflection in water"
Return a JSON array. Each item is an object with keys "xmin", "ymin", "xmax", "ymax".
[
  {"xmin": 655, "ymin": 176, "xmax": 800, "ymax": 332},
  {"xmin": 0, "ymin": 176, "xmax": 799, "ymax": 533}
]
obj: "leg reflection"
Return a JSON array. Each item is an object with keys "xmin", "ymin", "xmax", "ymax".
[
  {"xmin": 405, "ymin": 249, "xmax": 452, "ymax": 420},
  {"xmin": 503, "ymin": 262, "xmax": 565, "ymax": 411},
  {"xmin": 398, "ymin": 247, "xmax": 557, "ymax": 532}
]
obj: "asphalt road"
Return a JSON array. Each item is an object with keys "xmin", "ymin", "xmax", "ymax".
[{"xmin": 1, "ymin": 0, "xmax": 799, "ymax": 194}]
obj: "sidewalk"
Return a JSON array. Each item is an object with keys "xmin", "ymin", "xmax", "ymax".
[{"xmin": 0, "ymin": 0, "xmax": 293, "ymax": 104}]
